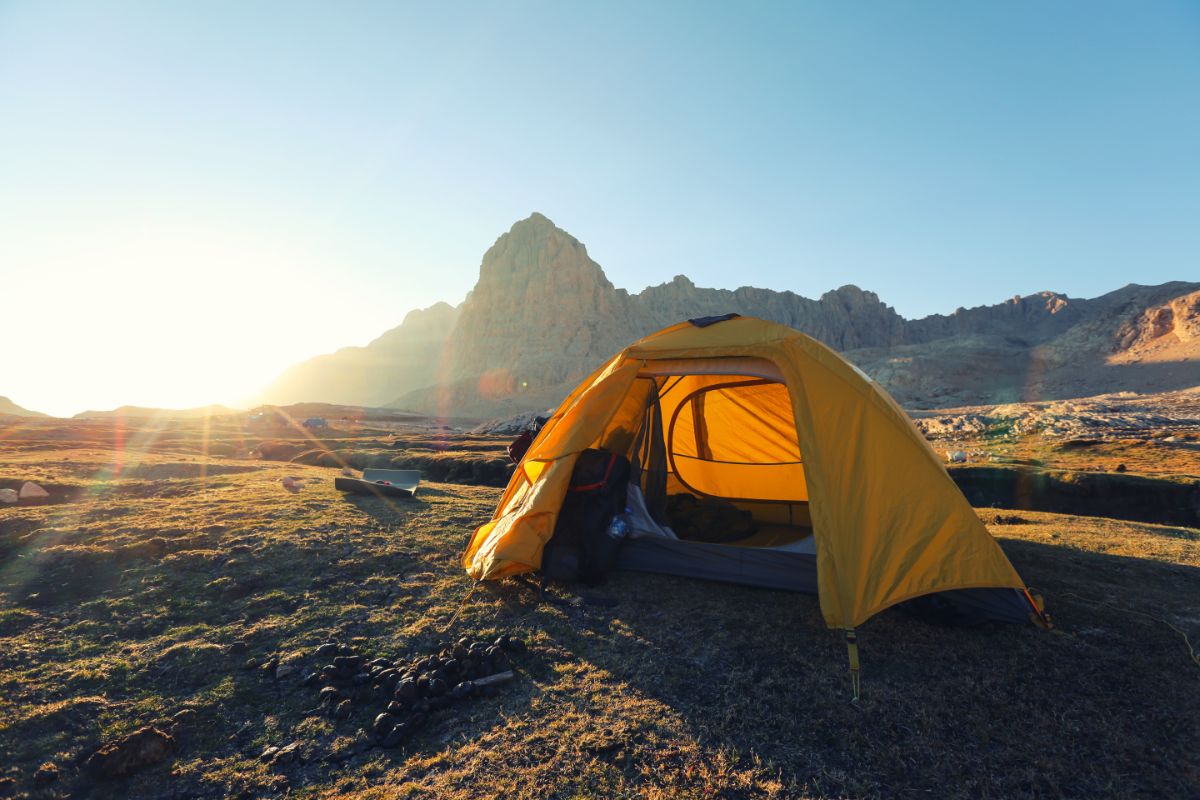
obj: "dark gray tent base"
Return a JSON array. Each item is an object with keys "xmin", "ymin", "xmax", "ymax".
[{"xmin": 615, "ymin": 536, "xmax": 1034, "ymax": 626}]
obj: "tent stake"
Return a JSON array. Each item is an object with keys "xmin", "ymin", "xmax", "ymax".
[{"xmin": 845, "ymin": 629, "xmax": 861, "ymax": 701}]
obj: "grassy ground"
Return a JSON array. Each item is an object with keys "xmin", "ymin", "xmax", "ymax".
[{"xmin": 0, "ymin": 420, "xmax": 1197, "ymax": 798}]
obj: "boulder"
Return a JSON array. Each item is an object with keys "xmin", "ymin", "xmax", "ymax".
[
  {"xmin": 84, "ymin": 726, "xmax": 176, "ymax": 780},
  {"xmin": 19, "ymin": 482, "xmax": 49, "ymax": 500}
]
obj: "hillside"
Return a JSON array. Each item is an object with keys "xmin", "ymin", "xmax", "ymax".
[
  {"xmin": 258, "ymin": 213, "xmax": 1200, "ymax": 416},
  {"xmin": 72, "ymin": 404, "xmax": 241, "ymax": 420},
  {"xmin": 0, "ymin": 396, "xmax": 50, "ymax": 418},
  {"xmin": 262, "ymin": 303, "xmax": 460, "ymax": 408}
]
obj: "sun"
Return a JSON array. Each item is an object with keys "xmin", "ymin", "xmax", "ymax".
[{"xmin": 5, "ymin": 214, "xmax": 363, "ymax": 416}]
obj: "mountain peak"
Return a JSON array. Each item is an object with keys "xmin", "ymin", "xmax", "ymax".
[
  {"xmin": 508, "ymin": 211, "xmax": 562, "ymax": 235},
  {"xmin": 477, "ymin": 212, "xmax": 599, "ymax": 288}
]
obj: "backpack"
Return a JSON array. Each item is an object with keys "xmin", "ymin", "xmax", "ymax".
[
  {"xmin": 506, "ymin": 416, "xmax": 549, "ymax": 464},
  {"xmin": 507, "ymin": 431, "xmax": 533, "ymax": 463},
  {"xmin": 541, "ymin": 448, "xmax": 631, "ymax": 585}
]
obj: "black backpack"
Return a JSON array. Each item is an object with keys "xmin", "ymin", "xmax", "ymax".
[{"xmin": 541, "ymin": 449, "xmax": 631, "ymax": 585}]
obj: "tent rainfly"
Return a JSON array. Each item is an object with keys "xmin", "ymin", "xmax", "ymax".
[{"xmin": 462, "ymin": 315, "xmax": 1049, "ymax": 693}]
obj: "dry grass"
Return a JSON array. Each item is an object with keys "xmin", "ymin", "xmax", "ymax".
[{"xmin": 0, "ymin": 419, "xmax": 1197, "ymax": 799}]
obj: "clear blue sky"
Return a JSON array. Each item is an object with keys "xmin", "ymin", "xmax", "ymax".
[{"xmin": 1, "ymin": 1, "xmax": 1197, "ymax": 415}]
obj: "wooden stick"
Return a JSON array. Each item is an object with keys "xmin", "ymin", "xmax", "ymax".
[{"xmin": 473, "ymin": 670, "xmax": 514, "ymax": 687}]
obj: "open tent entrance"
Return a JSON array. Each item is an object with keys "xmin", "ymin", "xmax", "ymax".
[{"xmin": 603, "ymin": 356, "xmax": 823, "ymax": 592}]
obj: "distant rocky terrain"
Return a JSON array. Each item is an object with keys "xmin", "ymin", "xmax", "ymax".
[
  {"xmin": 0, "ymin": 396, "xmax": 49, "ymax": 418},
  {"xmin": 912, "ymin": 387, "xmax": 1200, "ymax": 443},
  {"xmin": 260, "ymin": 213, "xmax": 1200, "ymax": 416}
]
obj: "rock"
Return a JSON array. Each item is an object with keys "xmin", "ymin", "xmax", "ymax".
[
  {"xmin": 227, "ymin": 640, "xmax": 249, "ymax": 655},
  {"xmin": 269, "ymin": 741, "xmax": 303, "ymax": 768},
  {"xmin": 85, "ymin": 726, "xmax": 176, "ymax": 780},
  {"xmin": 378, "ymin": 723, "xmax": 410, "ymax": 749},
  {"xmin": 34, "ymin": 762, "xmax": 59, "ymax": 784},
  {"xmin": 318, "ymin": 686, "xmax": 342, "ymax": 706},
  {"xmin": 19, "ymin": 482, "xmax": 49, "ymax": 500},
  {"xmin": 332, "ymin": 700, "xmax": 352, "ymax": 720},
  {"xmin": 333, "ymin": 655, "xmax": 361, "ymax": 678},
  {"xmin": 316, "ymin": 642, "xmax": 339, "ymax": 660},
  {"xmin": 275, "ymin": 662, "xmax": 299, "ymax": 680},
  {"xmin": 171, "ymin": 708, "xmax": 198, "ymax": 726},
  {"xmin": 259, "ymin": 746, "xmax": 280, "ymax": 762},
  {"xmin": 372, "ymin": 713, "xmax": 396, "ymax": 737},
  {"xmin": 243, "ymin": 657, "xmax": 259, "ymax": 670},
  {"xmin": 301, "ymin": 671, "xmax": 321, "ymax": 686},
  {"xmin": 946, "ymin": 450, "xmax": 968, "ymax": 464},
  {"xmin": 0, "ymin": 489, "xmax": 17, "ymax": 504}
]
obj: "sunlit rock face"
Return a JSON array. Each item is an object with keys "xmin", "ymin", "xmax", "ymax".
[{"xmin": 437, "ymin": 213, "xmax": 646, "ymax": 391}]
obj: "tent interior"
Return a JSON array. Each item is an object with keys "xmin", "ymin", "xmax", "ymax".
[
  {"xmin": 570, "ymin": 354, "xmax": 1032, "ymax": 625},
  {"xmin": 582, "ymin": 356, "xmax": 822, "ymax": 592}
]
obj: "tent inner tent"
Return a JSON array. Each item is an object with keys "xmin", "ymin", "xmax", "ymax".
[{"xmin": 462, "ymin": 315, "xmax": 1046, "ymax": 631}]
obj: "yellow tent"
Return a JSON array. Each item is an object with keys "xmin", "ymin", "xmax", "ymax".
[{"xmin": 463, "ymin": 315, "xmax": 1045, "ymax": 632}]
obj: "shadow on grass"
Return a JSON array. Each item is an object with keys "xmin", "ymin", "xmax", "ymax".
[
  {"xmin": 495, "ymin": 538, "xmax": 1200, "ymax": 798},
  {"xmin": 338, "ymin": 493, "xmax": 430, "ymax": 525}
]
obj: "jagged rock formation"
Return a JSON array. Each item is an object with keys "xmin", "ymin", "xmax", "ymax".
[
  {"xmin": 259, "ymin": 213, "xmax": 1200, "ymax": 415},
  {"xmin": 0, "ymin": 396, "xmax": 49, "ymax": 418},
  {"xmin": 437, "ymin": 213, "xmax": 644, "ymax": 389}
]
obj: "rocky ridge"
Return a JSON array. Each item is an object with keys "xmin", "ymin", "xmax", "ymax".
[{"xmin": 258, "ymin": 213, "xmax": 1200, "ymax": 415}]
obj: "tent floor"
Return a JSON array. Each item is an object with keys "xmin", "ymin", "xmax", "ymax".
[
  {"xmin": 614, "ymin": 526, "xmax": 1035, "ymax": 625},
  {"xmin": 617, "ymin": 526, "xmax": 818, "ymax": 593}
]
